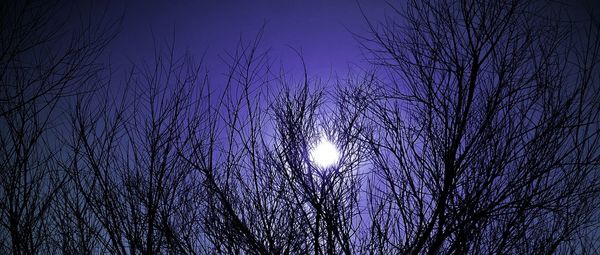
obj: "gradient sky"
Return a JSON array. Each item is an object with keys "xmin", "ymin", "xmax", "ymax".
[
  {"xmin": 97, "ymin": 0, "xmax": 388, "ymax": 81},
  {"xmin": 77, "ymin": 0, "xmax": 600, "ymax": 85}
]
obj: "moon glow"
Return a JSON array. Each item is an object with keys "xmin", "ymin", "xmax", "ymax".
[{"xmin": 310, "ymin": 139, "xmax": 340, "ymax": 168}]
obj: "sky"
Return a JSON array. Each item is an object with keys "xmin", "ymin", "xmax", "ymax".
[
  {"xmin": 71, "ymin": 0, "xmax": 600, "ymax": 87},
  {"xmin": 95, "ymin": 0, "xmax": 388, "ymax": 81}
]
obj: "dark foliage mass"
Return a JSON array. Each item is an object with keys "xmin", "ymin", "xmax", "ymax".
[{"xmin": 1, "ymin": 0, "xmax": 599, "ymax": 254}]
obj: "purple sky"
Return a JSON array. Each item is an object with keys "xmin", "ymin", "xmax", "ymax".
[
  {"xmin": 101, "ymin": 0, "xmax": 388, "ymax": 80},
  {"xmin": 75, "ymin": 0, "xmax": 600, "ymax": 86}
]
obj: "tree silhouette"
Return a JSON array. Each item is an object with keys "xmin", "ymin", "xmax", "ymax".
[
  {"xmin": 68, "ymin": 45, "xmax": 208, "ymax": 254},
  {"xmin": 360, "ymin": 0, "xmax": 600, "ymax": 253},
  {"xmin": 1, "ymin": 0, "xmax": 599, "ymax": 254},
  {"xmin": 0, "ymin": 0, "xmax": 117, "ymax": 253}
]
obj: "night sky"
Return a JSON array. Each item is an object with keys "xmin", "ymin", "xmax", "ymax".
[
  {"xmin": 95, "ymin": 0, "xmax": 387, "ymax": 81},
  {"xmin": 74, "ymin": 0, "xmax": 600, "ymax": 85},
  {"xmin": 3, "ymin": 0, "xmax": 600, "ymax": 253}
]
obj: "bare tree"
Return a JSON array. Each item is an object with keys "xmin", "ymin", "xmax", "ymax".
[
  {"xmin": 0, "ymin": 0, "xmax": 117, "ymax": 253},
  {"xmin": 67, "ymin": 44, "xmax": 208, "ymax": 254},
  {"xmin": 360, "ymin": 0, "xmax": 600, "ymax": 254},
  {"xmin": 4, "ymin": 0, "xmax": 600, "ymax": 254},
  {"xmin": 178, "ymin": 33, "xmax": 371, "ymax": 254}
]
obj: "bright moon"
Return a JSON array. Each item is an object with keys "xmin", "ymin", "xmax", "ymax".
[{"xmin": 310, "ymin": 139, "xmax": 340, "ymax": 168}]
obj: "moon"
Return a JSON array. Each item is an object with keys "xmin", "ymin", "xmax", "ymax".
[{"xmin": 310, "ymin": 138, "xmax": 340, "ymax": 168}]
